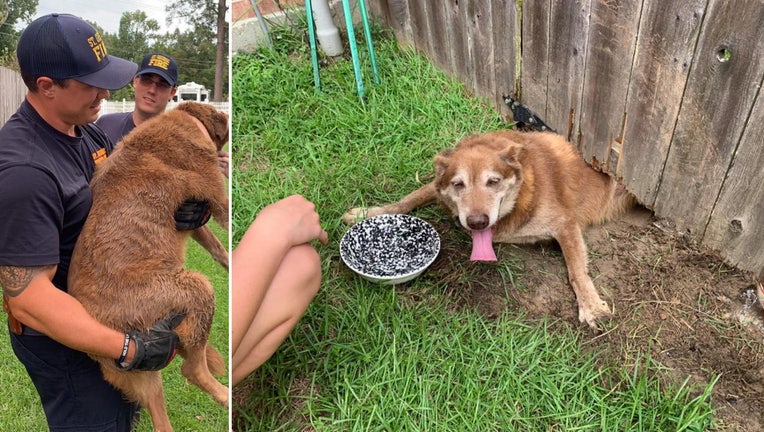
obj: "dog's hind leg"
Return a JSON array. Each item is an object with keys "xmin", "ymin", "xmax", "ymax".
[
  {"xmin": 102, "ymin": 368, "xmax": 173, "ymax": 432},
  {"xmin": 178, "ymin": 343, "xmax": 229, "ymax": 407},
  {"xmin": 343, "ymin": 182, "xmax": 438, "ymax": 224},
  {"xmin": 172, "ymin": 271, "xmax": 229, "ymax": 407},
  {"xmin": 555, "ymin": 222, "xmax": 612, "ymax": 328}
]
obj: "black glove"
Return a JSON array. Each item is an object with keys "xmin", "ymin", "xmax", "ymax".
[
  {"xmin": 116, "ymin": 312, "xmax": 185, "ymax": 371},
  {"xmin": 174, "ymin": 199, "xmax": 211, "ymax": 230}
]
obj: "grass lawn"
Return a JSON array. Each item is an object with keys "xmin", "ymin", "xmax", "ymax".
[
  {"xmin": 231, "ymin": 19, "xmax": 716, "ymax": 432},
  {"xmin": 0, "ymin": 223, "xmax": 229, "ymax": 431}
]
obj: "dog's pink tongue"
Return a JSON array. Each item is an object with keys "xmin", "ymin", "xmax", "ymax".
[{"xmin": 470, "ymin": 229, "xmax": 497, "ymax": 261}]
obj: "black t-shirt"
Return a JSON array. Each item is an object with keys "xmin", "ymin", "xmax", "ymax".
[
  {"xmin": 0, "ymin": 100, "xmax": 114, "ymax": 291},
  {"xmin": 95, "ymin": 112, "xmax": 135, "ymax": 145}
]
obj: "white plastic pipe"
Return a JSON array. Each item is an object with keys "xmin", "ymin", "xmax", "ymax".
[{"xmin": 311, "ymin": 0, "xmax": 344, "ymax": 57}]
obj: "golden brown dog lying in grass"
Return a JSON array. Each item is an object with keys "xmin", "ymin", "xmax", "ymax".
[
  {"xmin": 344, "ymin": 130, "xmax": 635, "ymax": 327},
  {"xmin": 69, "ymin": 102, "xmax": 229, "ymax": 431}
]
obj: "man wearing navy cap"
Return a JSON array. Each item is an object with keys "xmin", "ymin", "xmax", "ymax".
[
  {"xmin": 98, "ymin": 52, "xmax": 229, "ymax": 178},
  {"xmin": 97, "ymin": 52, "xmax": 179, "ymax": 140},
  {"xmin": 0, "ymin": 14, "xmax": 194, "ymax": 431}
]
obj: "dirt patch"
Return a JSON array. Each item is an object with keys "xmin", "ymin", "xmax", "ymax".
[{"xmin": 420, "ymin": 206, "xmax": 764, "ymax": 431}]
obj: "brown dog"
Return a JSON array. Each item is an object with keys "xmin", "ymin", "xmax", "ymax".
[
  {"xmin": 68, "ymin": 102, "xmax": 229, "ymax": 431},
  {"xmin": 344, "ymin": 130, "xmax": 635, "ymax": 327}
]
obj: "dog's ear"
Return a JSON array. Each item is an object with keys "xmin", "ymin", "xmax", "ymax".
[
  {"xmin": 499, "ymin": 143, "xmax": 524, "ymax": 184},
  {"xmin": 434, "ymin": 149, "xmax": 453, "ymax": 178},
  {"xmin": 499, "ymin": 143, "xmax": 524, "ymax": 165},
  {"xmin": 208, "ymin": 111, "xmax": 229, "ymax": 150},
  {"xmin": 176, "ymin": 102, "xmax": 229, "ymax": 150}
]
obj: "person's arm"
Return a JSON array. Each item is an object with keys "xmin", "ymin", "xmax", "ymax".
[
  {"xmin": 231, "ymin": 195, "xmax": 328, "ymax": 354},
  {"xmin": 218, "ymin": 150, "xmax": 229, "ymax": 178},
  {"xmin": 2, "ymin": 264, "xmax": 137, "ymax": 362},
  {"xmin": 2, "ymin": 265, "xmax": 182, "ymax": 371}
]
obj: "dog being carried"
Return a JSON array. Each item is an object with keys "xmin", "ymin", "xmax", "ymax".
[
  {"xmin": 344, "ymin": 130, "xmax": 635, "ymax": 327},
  {"xmin": 69, "ymin": 101, "xmax": 229, "ymax": 432}
]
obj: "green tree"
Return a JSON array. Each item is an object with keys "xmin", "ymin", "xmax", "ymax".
[
  {"xmin": 112, "ymin": 11, "xmax": 160, "ymax": 60},
  {"xmin": 0, "ymin": 0, "xmax": 38, "ymax": 68},
  {"xmin": 105, "ymin": 12, "xmax": 161, "ymax": 101},
  {"xmin": 166, "ymin": 0, "xmax": 227, "ymax": 101},
  {"xmin": 150, "ymin": 25, "xmax": 216, "ymax": 97},
  {"xmin": 104, "ymin": 7, "xmax": 223, "ymax": 102}
]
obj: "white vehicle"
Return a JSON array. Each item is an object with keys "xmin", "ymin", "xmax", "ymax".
[{"xmin": 173, "ymin": 81, "xmax": 209, "ymax": 102}]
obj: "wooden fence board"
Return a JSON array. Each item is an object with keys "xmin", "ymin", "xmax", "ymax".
[
  {"xmin": 704, "ymin": 85, "xmax": 764, "ymax": 279},
  {"xmin": 653, "ymin": 0, "xmax": 764, "ymax": 234},
  {"xmin": 455, "ymin": 0, "xmax": 477, "ymax": 95},
  {"xmin": 577, "ymin": 0, "xmax": 641, "ymax": 171},
  {"xmin": 519, "ymin": 0, "xmax": 550, "ymax": 120},
  {"xmin": 381, "ymin": 0, "xmax": 411, "ymax": 44},
  {"xmin": 1, "ymin": 67, "xmax": 26, "ymax": 124},
  {"xmin": 424, "ymin": 2, "xmax": 454, "ymax": 73},
  {"xmin": 619, "ymin": 0, "xmax": 705, "ymax": 205},
  {"xmin": 406, "ymin": 0, "xmax": 430, "ymax": 55},
  {"xmin": 469, "ymin": 1, "xmax": 496, "ymax": 105},
  {"xmin": 545, "ymin": 0, "xmax": 590, "ymax": 141},
  {"xmin": 491, "ymin": 0, "xmax": 518, "ymax": 114}
]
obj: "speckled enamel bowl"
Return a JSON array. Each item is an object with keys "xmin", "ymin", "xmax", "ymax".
[{"xmin": 340, "ymin": 214, "xmax": 441, "ymax": 285}]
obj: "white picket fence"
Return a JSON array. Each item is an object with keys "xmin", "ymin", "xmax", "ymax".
[{"xmin": 100, "ymin": 100, "xmax": 230, "ymax": 116}]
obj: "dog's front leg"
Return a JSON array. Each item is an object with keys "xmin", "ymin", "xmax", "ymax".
[
  {"xmin": 191, "ymin": 226, "xmax": 228, "ymax": 269},
  {"xmin": 343, "ymin": 182, "xmax": 438, "ymax": 224},
  {"xmin": 555, "ymin": 223, "xmax": 612, "ymax": 327}
]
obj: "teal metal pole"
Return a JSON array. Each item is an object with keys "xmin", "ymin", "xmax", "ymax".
[
  {"xmin": 341, "ymin": 0, "xmax": 364, "ymax": 98},
  {"xmin": 357, "ymin": 0, "xmax": 380, "ymax": 84},
  {"xmin": 305, "ymin": 0, "xmax": 321, "ymax": 91}
]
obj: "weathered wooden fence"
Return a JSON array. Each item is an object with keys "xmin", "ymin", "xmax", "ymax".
[
  {"xmin": 1, "ymin": 66, "xmax": 27, "ymax": 123},
  {"xmin": 366, "ymin": 0, "xmax": 764, "ymax": 280}
]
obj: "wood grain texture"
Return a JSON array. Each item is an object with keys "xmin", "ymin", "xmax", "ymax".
[
  {"xmin": 703, "ymin": 85, "xmax": 764, "ymax": 277},
  {"xmin": 383, "ymin": 0, "xmax": 412, "ymax": 43},
  {"xmin": 653, "ymin": 0, "xmax": 764, "ymax": 234},
  {"xmin": 491, "ymin": 0, "xmax": 519, "ymax": 115},
  {"xmin": 425, "ymin": 1, "xmax": 454, "ymax": 73},
  {"xmin": 619, "ymin": 0, "xmax": 705, "ymax": 205},
  {"xmin": 576, "ymin": 0, "xmax": 641, "ymax": 171},
  {"xmin": 406, "ymin": 0, "xmax": 430, "ymax": 55},
  {"xmin": 545, "ymin": 0, "xmax": 590, "ymax": 140},
  {"xmin": 519, "ymin": 0, "xmax": 550, "ymax": 120},
  {"xmin": 470, "ymin": 1, "xmax": 496, "ymax": 105}
]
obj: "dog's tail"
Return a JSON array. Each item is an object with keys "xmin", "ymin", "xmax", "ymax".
[{"xmin": 206, "ymin": 344, "xmax": 226, "ymax": 376}]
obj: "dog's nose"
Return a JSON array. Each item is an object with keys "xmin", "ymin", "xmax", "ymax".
[{"xmin": 466, "ymin": 214, "xmax": 489, "ymax": 230}]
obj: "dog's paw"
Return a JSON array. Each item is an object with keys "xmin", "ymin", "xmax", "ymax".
[
  {"xmin": 578, "ymin": 300, "xmax": 612, "ymax": 329},
  {"xmin": 342, "ymin": 207, "xmax": 388, "ymax": 225},
  {"xmin": 342, "ymin": 207, "xmax": 370, "ymax": 225}
]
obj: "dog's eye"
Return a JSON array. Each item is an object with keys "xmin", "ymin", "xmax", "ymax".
[
  {"xmin": 486, "ymin": 178, "xmax": 501, "ymax": 187},
  {"xmin": 451, "ymin": 180, "xmax": 465, "ymax": 190}
]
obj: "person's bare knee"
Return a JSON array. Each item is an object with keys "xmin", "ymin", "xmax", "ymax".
[{"xmin": 280, "ymin": 244, "xmax": 321, "ymax": 299}]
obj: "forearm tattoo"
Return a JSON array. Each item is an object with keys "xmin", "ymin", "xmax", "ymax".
[{"xmin": 0, "ymin": 265, "xmax": 52, "ymax": 297}]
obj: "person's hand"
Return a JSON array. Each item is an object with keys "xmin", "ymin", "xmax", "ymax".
[
  {"xmin": 174, "ymin": 199, "xmax": 211, "ymax": 230},
  {"xmin": 116, "ymin": 312, "xmax": 185, "ymax": 371},
  {"xmin": 256, "ymin": 195, "xmax": 329, "ymax": 247},
  {"xmin": 217, "ymin": 150, "xmax": 229, "ymax": 178}
]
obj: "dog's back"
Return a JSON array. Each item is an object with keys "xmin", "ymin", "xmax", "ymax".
[{"xmin": 490, "ymin": 130, "xmax": 634, "ymax": 227}]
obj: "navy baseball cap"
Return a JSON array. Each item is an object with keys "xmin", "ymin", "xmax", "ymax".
[
  {"xmin": 17, "ymin": 13, "xmax": 137, "ymax": 90},
  {"xmin": 136, "ymin": 53, "xmax": 179, "ymax": 87}
]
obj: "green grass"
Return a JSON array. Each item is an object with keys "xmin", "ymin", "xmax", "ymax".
[
  {"xmin": 232, "ymin": 23, "xmax": 716, "ymax": 432},
  {"xmin": 0, "ymin": 223, "xmax": 229, "ymax": 431}
]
